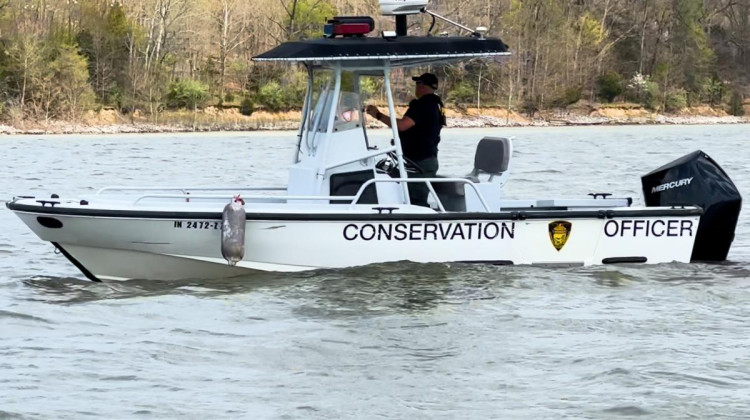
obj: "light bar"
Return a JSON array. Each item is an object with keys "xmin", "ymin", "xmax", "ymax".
[{"xmin": 324, "ymin": 16, "xmax": 375, "ymax": 38}]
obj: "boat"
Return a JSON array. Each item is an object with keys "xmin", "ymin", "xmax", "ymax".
[{"xmin": 5, "ymin": 1, "xmax": 742, "ymax": 281}]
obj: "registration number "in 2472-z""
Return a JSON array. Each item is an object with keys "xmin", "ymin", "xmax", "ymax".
[{"xmin": 173, "ymin": 221, "xmax": 221, "ymax": 230}]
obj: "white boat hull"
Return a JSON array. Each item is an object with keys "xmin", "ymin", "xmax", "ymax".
[{"xmin": 10, "ymin": 206, "xmax": 700, "ymax": 281}]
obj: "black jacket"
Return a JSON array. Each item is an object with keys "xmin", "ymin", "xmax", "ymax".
[{"xmin": 399, "ymin": 93, "xmax": 445, "ymax": 161}]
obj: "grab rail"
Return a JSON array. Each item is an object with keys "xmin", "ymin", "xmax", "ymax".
[
  {"xmin": 323, "ymin": 146, "xmax": 398, "ymax": 172},
  {"xmin": 117, "ymin": 179, "xmax": 490, "ymax": 213},
  {"xmin": 132, "ymin": 193, "xmax": 357, "ymax": 206},
  {"xmin": 98, "ymin": 186, "xmax": 286, "ymax": 195},
  {"xmin": 349, "ymin": 178, "xmax": 491, "ymax": 212}
]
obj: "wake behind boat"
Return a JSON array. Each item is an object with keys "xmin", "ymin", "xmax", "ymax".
[{"xmin": 6, "ymin": 1, "xmax": 742, "ymax": 281}]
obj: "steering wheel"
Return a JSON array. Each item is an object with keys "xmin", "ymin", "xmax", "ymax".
[{"xmin": 375, "ymin": 151, "xmax": 424, "ymax": 177}]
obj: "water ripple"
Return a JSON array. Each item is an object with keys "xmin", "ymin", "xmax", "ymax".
[
  {"xmin": 0, "ymin": 310, "xmax": 54, "ymax": 324},
  {"xmin": 602, "ymin": 406, "xmax": 652, "ymax": 416},
  {"xmin": 649, "ymin": 371, "xmax": 735, "ymax": 388}
]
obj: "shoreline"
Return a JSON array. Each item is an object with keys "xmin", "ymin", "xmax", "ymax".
[{"xmin": 1, "ymin": 105, "xmax": 747, "ymax": 135}]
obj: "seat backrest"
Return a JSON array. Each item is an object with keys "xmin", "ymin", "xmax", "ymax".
[{"xmin": 473, "ymin": 137, "xmax": 511, "ymax": 175}]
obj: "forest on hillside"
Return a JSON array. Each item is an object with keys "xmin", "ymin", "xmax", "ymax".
[{"xmin": 0, "ymin": 0, "xmax": 748, "ymax": 124}]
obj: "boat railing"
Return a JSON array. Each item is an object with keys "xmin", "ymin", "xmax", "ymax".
[
  {"xmin": 323, "ymin": 146, "xmax": 398, "ymax": 171},
  {"xmin": 97, "ymin": 186, "xmax": 286, "ymax": 195},
  {"xmin": 119, "ymin": 178, "xmax": 489, "ymax": 212},
  {"xmin": 350, "ymin": 177, "xmax": 491, "ymax": 212},
  {"xmin": 131, "ymin": 193, "xmax": 357, "ymax": 206}
]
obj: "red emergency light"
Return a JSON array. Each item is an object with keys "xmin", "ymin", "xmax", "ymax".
[{"xmin": 324, "ymin": 16, "xmax": 375, "ymax": 38}]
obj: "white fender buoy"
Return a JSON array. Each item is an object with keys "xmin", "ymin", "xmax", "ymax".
[{"xmin": 221, "ymin": 195, "xmax": 246, "ymax": 266}]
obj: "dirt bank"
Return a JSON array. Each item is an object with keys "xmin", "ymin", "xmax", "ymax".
[{"xmin": 1, "ymin": 103, "xmax": 748, "ymax": 135}]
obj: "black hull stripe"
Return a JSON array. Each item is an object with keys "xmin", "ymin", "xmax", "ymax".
[
  {"xmin": 602, "ymin": 257, "xmax": 648, "ymax": 264},
  {"xmin": 457, "ymin": 260, "xmax": 514, "ymax": 265},
  {"xmin": 7, "ymin": 202, "xmax": 703, "ymax": 221},
  {"xmin": 52, "ymin": 242, "xmax": 102, "ymax": 282}
]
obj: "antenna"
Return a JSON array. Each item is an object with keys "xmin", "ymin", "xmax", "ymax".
[{"xmin": 421, "ymin": 8, "xmax": 486, "ymax": 38}]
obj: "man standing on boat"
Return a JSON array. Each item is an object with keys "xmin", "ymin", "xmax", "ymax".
[{"xmin": 366, "ymin": 73, "xmax": 447, "ymax": 207}]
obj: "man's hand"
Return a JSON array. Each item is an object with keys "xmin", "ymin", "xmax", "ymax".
[{"xmin": 365, "ymin": 105, "xmax": 380, "ymax": 118}]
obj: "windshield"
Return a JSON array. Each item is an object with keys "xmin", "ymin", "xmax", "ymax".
[{"xmin": 308, "ymin": 90, "xmax": 362, "ymax": 133}]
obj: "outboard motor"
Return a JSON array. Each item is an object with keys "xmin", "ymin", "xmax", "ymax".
[{"xmin": 641, "ymin": 150, "xmax": 741, "ymax": 262}]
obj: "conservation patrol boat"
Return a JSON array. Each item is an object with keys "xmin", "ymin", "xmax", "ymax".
[{"xmin": 6, "ymin": 1, "xmax": 742, "ymax": 281}]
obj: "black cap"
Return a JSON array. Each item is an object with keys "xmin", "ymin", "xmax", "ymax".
[{"xmin": 412, "ymin": 73, "xmax": 438, "ymax": 90}]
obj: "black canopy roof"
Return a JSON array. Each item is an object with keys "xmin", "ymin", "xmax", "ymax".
[{"xmin": 253, "ymin": 35, "xmax": 510, "ymax": 68}]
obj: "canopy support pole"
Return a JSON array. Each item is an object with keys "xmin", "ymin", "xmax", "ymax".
[
  {"xmin": 315, "ymin": 64, "xmax": 342, "ymax": 194},
  {"xmin": 384, "ymin": 64, "xmax": 411, "ymax": 205},
  {"xmin": 296, "ymin": 65, "xmax": 314, "ymax": 163}
]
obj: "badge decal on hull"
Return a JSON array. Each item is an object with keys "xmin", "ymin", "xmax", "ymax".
[{"xmin": 549, "ymin": 221, "xmax": 572, "ymax": 251}]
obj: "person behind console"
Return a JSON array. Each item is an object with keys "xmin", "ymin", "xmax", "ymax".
[{"xmin": 366, "ymin": 73, "xmax": 446, "ymax": 207}]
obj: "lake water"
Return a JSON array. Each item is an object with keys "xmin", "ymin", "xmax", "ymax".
[{"xmin": 1, "ymin": 125, "xmax": 749, "ymax": 419}]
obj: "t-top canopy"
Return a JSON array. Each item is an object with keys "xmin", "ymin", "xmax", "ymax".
[{"xmin": 252, "ymin": 36, "xmax": 510, "ymax": 68}]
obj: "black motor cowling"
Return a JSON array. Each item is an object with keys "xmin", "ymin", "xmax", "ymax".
[{"xmin": 641, "ymin": 150, "xmax": 741, "ymax": 262}]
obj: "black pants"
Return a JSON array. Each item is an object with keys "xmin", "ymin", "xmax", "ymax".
[{"xmin": 408, "ymin": 156, "xmax": 439, "ymax": 207}]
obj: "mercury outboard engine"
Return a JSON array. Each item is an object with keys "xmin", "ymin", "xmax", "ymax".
[{"xmin": 642, "ymin": 150, "xmax": 741, "ymax": 262}]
